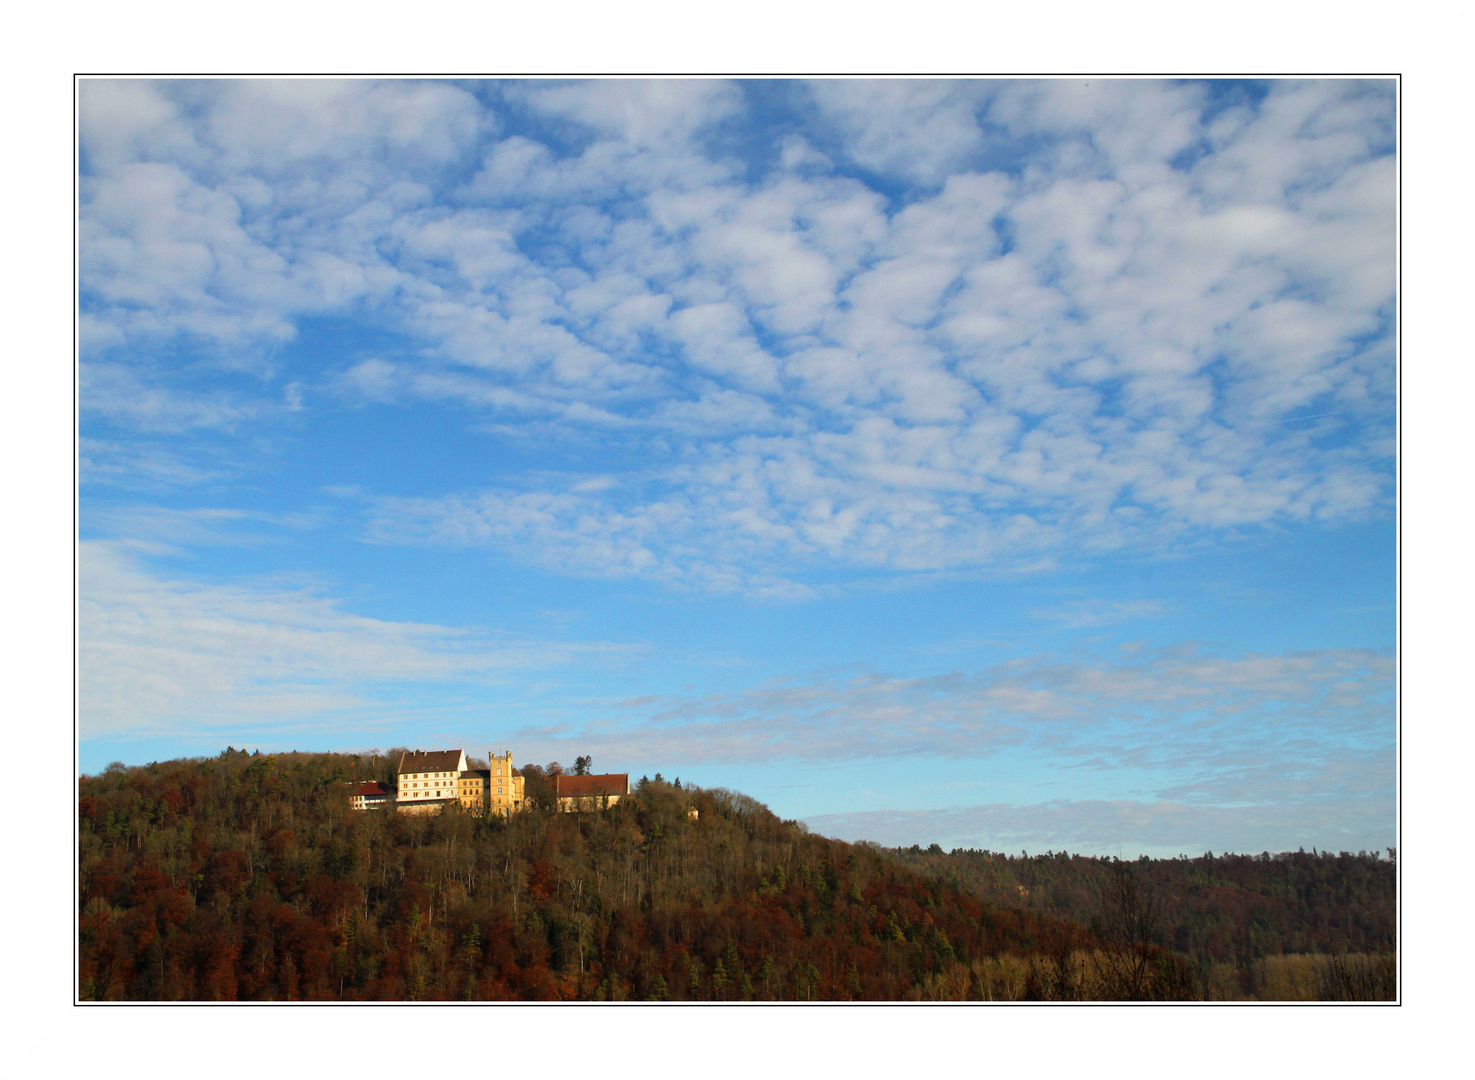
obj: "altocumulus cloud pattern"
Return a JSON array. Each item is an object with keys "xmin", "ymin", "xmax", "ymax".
[{"xmin": 82, "ymin": 79, "xmax": 1393, "ymax": 594}]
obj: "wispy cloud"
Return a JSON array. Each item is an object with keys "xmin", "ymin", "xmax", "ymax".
[
  {"xmin": 1030, "ymin": 598, "xmax": 1173, "ymax": 628},
  {"xmin": 804, "ymin": 793, "xmax": 1394, "ymax": 856},
  {"xmin": 501, "ymin": 646, "xmax": 1393, "ymax": 813},
  {"xmin": 79, "ymin": 438, "xmax": 226, "ymax": 491},
  {"xmin": 85, "ymin": 505, "xmax": 321, "ymax": 552},
  {"xmin": 78, "ymin": 541, "xmax": 634, "ymax": 739},
  {"xmin": 363, "ymin": 485, "xmax": 822, "ymax": 600},
  {"xmin": 80, "ymin": 363, "xmax": 262, "ymax": 433}
]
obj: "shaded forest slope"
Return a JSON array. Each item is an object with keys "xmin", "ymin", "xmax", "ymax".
[{"xmin": 883, "ymin": 844, "xmax": 1396, "ymax": 999}]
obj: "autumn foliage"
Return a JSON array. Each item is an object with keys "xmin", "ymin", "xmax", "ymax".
[{"xmin": 77, "ymin": 750, "xmax": 1392, "ymax": 1001}]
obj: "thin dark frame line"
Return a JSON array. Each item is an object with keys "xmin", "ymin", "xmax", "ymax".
[
  {"xmin": 72, "ymin": 72, "xmax": 1404, "ymax": 78},
  {"xmin": 1394, "ymin": 72, "xmax": 1402, "ymax": 1005},
  {"xmin": 73, "ymin": 72, "xmax": 82, "ymax": 1008},
  {"xmin": 72, "ymin": 72, "xmax": 1402, "ymax": 1006}
]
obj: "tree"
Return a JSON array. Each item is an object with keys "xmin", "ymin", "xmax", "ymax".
[
  {"xmin": 518, "ymin": 764, "xmax": 553, "ymax": 811},
  {"xmin": 573, "ymin": 756, "xmax": 592, "ymax": 776},
  {"xmin": 1098, "ymin": 860, "xmax": 1161, "ymax": 999}
]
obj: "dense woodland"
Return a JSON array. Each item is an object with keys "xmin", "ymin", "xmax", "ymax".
[
  {"xmin": 883, "ymin": 845, "xmax": 1396, "ymax": 1001},
  {"xmin": 78, "ymin": 750, "xmax": 1394, "ymax": 1001}
]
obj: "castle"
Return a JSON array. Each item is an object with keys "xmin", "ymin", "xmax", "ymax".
[{"xmin": 349, "ymin": 747, "xmax": 629, "ymax": 816}]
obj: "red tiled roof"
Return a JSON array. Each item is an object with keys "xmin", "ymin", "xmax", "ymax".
[
  {"xmin": 353, "ymin": 781, "xmax": 390, "ymax": 797},
  {"xmin": 554, "ymin": 773, "xmax": 629, "ymax": 798}
]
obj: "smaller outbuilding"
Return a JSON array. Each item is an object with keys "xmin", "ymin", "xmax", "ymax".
[
  {"xmin": 349, "ymin": 780, "xmax": 393, "ymax": 811},
  {"xmin": 553, "ymin": 773, "xmax": 630, "ymax": 812}
]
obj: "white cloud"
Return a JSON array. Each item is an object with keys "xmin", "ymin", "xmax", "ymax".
[
  {"xmin": 78, "ymin": 79, "xmax": 481, "ymax": 357},
  {"xmin": 805, "ymin": 80, "xmax": 995, "ymax": 185},
  {"xmin": 80, "ymin": 79, "xmax": 1395, "ymax": 591},
  {"xmin": 514, "ymin": 79, "xmax": 743, "ymax": 148},
  {"xmin": 78, "ymin": 541, "xmax": 629, "ymax": 739},
  {"xmin": 365, "ymin": 486, "xmax": 817, "ymax": 599},
  {"xmin": 201, "ymin": 79, "xmax": 485, "ymax": 173},
  {"xmin": 79, "ymin": 80, "xmax": 204, "ymax": 174}
]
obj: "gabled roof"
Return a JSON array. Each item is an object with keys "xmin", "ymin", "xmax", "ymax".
[
  {"xmin": 353, "ymin": 781, "xmax": 391, "ymax": 797},
  {"xmin": 397, "ymin": 749, "xmax": 464, "ymax": 775},
  {"xmin": 461, "ymin": 769, "xmax": 491, "ymax": 780},
  {"xmin": 554, "ymin": 773, "xmax": 629, "ymax": 798}
]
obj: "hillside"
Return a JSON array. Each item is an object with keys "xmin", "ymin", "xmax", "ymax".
[{"xmin": 77, "ymin": 750, "xmax": 1391, "ymax": 1001}]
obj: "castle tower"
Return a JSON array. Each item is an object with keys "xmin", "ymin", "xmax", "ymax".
[{"xmin": 487, "ymin": 749, "xmax": 520, "ymax": 816}]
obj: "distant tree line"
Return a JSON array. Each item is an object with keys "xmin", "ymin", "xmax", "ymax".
[{"xmin": 881, "ymin": 844, "xmax": 1396, "ymax": 1000}]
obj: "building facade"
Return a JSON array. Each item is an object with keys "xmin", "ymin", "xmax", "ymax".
[
  {"xmin": 553, "ymin": 772, "xmax": 630, "ymax": 812},
  {"xmin": 396, "ymin": 749, "xmax": 466, "ymax": 814},
  {"xmin": 458, "ymin": 769, "xmax": 489, "ymax": 809},
  {"xmin": 449, "ymin": 750, "xmax": 526, "ymax": 815}
]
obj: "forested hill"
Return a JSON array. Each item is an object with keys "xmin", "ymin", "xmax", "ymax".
[
  {"xmin": 79, "ymin": 751, "xmax": 1112, "ymax": 1001},
  {"xmin": 77, "ymin": 751, "xmax": 1393, "ymax": 1001}
]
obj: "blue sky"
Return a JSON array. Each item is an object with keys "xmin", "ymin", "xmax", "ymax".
[{"xmin": 77, "ymin": 78, "xmax": 1395, "ymax": 857}]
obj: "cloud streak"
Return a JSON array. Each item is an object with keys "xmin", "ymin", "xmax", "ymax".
[
  {"xmin": 804, "ymin": 793, "xmax": 1394, "ymax": 857},
  {"xmin": 1030, "ymin": 597, "xmax": 1173, "ymax": 628},
  {"xmin": 503, "ymin": 645, "xmax": 1393, "ymax": 813},
  {"xmin": 78, "ymin": 541, "xmax": 631, "ymax": 739}
]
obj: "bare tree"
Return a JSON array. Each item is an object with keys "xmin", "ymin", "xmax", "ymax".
[{"xmin": 1098, "ymin": 861, "xmax": 1161, "ymax": 999}]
